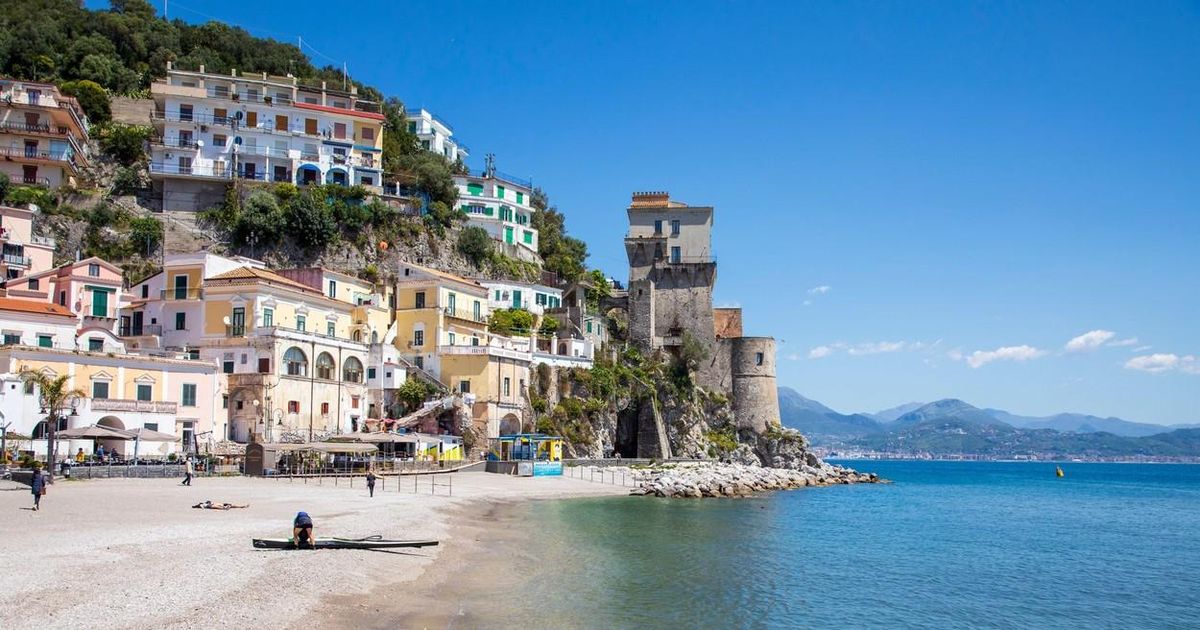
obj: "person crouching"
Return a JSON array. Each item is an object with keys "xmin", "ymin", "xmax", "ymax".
[{"xmin": 293, "ymin": 511, "xmax": 314, "ymax": 549}]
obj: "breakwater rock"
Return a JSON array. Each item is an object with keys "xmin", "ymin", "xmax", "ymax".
[{"xmin": 624, "ymin": 461, "xmax": 882, "ymax": 498}]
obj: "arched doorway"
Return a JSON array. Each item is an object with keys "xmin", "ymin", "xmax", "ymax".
[
  {"xmin": 98, "ymin": 415, "xmax": 126, "ymax": 456},
  {"xmin": 499, "ymin": 414, "xmax": 521, "ymax": 436}
]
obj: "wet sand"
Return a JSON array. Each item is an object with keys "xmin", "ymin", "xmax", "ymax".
[{"xmin": 0, "ymin": 471, "xmax": 625, "ymax": 629}]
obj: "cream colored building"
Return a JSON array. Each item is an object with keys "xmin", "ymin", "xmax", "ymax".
[
  {"xmin": 393, "ymin": 262, "xmax": 531, "ymax": 437},
  {"xmin": 0, "ymin": 203, "xmax": 56, "ymax": 285},
  {"xmin": 0, "ymin": 79, "xmax": 90, "ymax": 189}
]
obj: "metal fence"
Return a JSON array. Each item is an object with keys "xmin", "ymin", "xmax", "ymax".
[
  {"xmin": 564, "ymin": 464, "xmax": 638, "ymax": 488},
  {"xmin": 270, "ymin": 470, "xmax": 453, "ymax": 496}
]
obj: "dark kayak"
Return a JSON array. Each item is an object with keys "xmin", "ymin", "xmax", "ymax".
[{"xmin": 252, "ymin": 536, "xmax": 439, "ymax": 550}]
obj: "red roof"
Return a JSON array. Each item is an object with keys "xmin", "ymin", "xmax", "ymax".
[
  {"xmin": 293, "ymin": 101, "xmax": 385, "ymax": 121},
  {"xmin": 0, "ymin": 296, "xmax": 74, "ymax": 318}
]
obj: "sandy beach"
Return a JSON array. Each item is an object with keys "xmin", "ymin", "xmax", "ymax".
[{"xmin": 0, "ymin": 471, "xmax": 626, "ymax": 629}]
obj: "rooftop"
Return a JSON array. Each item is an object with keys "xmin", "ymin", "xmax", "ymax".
[
  {"xmin": 205, "ymin": 266, "xmax": 322, "ymax": 295},
  {"xmin": 0, "ymin": 296, "xmax": 73, "ymax": 318}
]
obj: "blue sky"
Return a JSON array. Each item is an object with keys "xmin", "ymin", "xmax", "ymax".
[{"xmin": 126, "ymin": 1, "xmax": 1198, "ymax": 424}]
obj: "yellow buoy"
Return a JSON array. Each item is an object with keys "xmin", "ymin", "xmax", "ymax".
[{"xmin": 1056, "ymin": 466, "xmax": 1065, "ymax": 478}]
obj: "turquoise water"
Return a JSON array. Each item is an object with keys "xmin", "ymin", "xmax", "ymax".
[{"xmin": 495, "ymin": 462, "xmax": 1200, "ymax": 629}]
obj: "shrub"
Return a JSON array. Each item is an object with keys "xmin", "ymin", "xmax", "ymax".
[
  {"xmin": 457, "ymin": 226, "xmax": 492, "ymax": 267},
  {"xmin": 128, "ymin": 217, "xmax": 163, "ymax": 256},
  {"xmin": 538, "ymin": 316, "xmax": 559, "ymax": 339},
  {"xmin": 0, "ymin": 172, "xmax": 8, "ymax": 202},
  {"xmin": 284, "ymin": 190, "xmax": 337, "ymax": 250},
  {"xmin": 110, "ymin": 165, "xmax": 143, "ymax": 195},
  {"xmin": 488, "ymin": 308, "xmax": 535, "ymax": 337},
  {"xmin": 6, "ymin": 186, "xmax": 54, "ymax": 209},
  {"xmin": 59, "ymin": 80, "xmax": 111, "ymax": 124},
  {"xmin": 96, "ymin": 123, "xmax": 152, "ymax": 165}
]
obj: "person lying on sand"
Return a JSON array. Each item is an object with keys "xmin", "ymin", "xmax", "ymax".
[{"xmin": 191, "ymin": 500, "xmax": 249, "ymax": 510}]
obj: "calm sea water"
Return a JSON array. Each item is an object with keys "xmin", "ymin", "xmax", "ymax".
[{"xmin": 483, "ymin": 462, "xmax": 1200, "ymax": 629}]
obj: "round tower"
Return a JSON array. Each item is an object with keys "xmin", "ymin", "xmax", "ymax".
[{"xmin": 730, "ymin": 337, "xmax": 780, "ymax": 434}]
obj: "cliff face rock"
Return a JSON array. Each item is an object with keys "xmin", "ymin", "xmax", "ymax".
[{"xmin": 622, "ymin": 461, "xmax": 882, "ymax": 498}]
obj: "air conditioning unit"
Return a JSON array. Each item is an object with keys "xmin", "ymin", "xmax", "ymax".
[
  {"xmin": 165, "ymin": 152, "xmax": 174, "ymax": 159},
  {"xmin": 200, "ymin": 125, "xmax": 208, "ymax": 132}
]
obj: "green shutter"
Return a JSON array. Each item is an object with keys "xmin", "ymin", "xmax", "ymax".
[
  {"xmin": 467, "ymin": 183, "xmax": 483, "ymax": 196},
  {"xmin": 91, "ymin": 288, "xmax": 109, "ymax": 317},
  {"xmin": 523, "ymin": 230, "xmax": 533, "ymax": 244},
  {"xmin": 505, "ymin": 227, "xmax": 514, "ymax": 244},
  {"xmin": 496, "ymin": 185, "xmax": 505, "ymax": 200},
  {"xmin": 516, "ymin": 191, "xmax": 524, "ymax": 204}
]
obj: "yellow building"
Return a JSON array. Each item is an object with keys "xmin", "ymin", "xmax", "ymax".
[{"xmin": 393, "ymin": 262, "xmax": 531, "ymax": 437}]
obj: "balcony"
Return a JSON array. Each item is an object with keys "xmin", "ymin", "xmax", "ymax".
[
  {"xmin": 238, "ymin": 144, "xmax": 291, "ymax": 159},
  {"xmin": 151, "ymin": 83, "xmax": 207, "ymax": 100},
  {"xmin": 91, "ymin": 398, "xmax": 179, "ymax": 414},
  {"xmin": 160, "ymin": 287, "xmax": 203, "ymax": 300},
  {"xmin": 442, "ymin": 306, "xmax": 487, "ymax": 324},
  {"xmin": 226, "ymin": 325, "xmax": 246, "ymax": 338},
  {"xmin": 119, "ymin": 323, "xmax": 163, "ymax": 337},
  {"xmin": 150, "ymin": 135, "xmax": 202, "ymax": 150},
  {"xmin": 0, "ymin": 145, "xmax": 77, "ymax": 167},
  {"xmin": 2, "ymin": 253, "xmax": 31, "ymax": 267},
  {"xmin": 150, "ymin": 111, "xmax": 234, "ymax": 126},
  {"xmin": 0, "ymin": 89, "xmax": 88, "ymax": 130},
  {"xmin": 149, "ymin": 162, "xmax": 231, "ymax": 179},
  {"xmin": 0, "ymin": 121, "xmax": 72, "ymax": 137},
  {"xmin": 30, "ymin": 234, "xmax": 55, "ymax": 247},
  {"xmin": 437, "ymin": 344, "xmax": 532, "ymax": 362},
  {"xmin": 19, "ymin": 176, "xmax": 51, "ymax": 187}
]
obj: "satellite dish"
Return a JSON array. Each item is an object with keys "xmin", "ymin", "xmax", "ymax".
[
  {"xmin": 196, "ymin": 139, "xmax": 204, "ymax": 148},
  {"xmin": 222, "ymin": 315, "xmax": 231, "ymax": 325}
]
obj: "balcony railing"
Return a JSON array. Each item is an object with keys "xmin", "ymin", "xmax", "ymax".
[
  {"xmin": 466, "ymin": 168, "xmax": 532, "ymax": 190},
  {"xmin": 150, "ymin": 135, "xmax": 202, "ymax": 150},
  {"xmin": 83, "ymin": 309, "xmax": 118, "ymax": 321},
  {"xmin": 442, "ymin": 306, "xmax": 487, "ymax": 324},
  {"xmin": 119, "ymin": 323, "xmax": 163, "ymax": 337},
  {"xmin": 238, "ymin": 144, "xmax": 291, "ymax": 159},
  {"xmin": 91, "ymin": 398, "xmax": 178, "ymax": 414},
  {"xmin": 160, "ymin": 287, "xmax": 203, "ymax": 300},
  {"xmin": 151, "ymin": 111, "xmax": 234, "ymax": 126},
  {"xmin": 30, "ymin": 234, "xmax": 55, "ymax": 247},
  {"xmin": 226, "ymin": 325, "xmax": 247, "ymax": 338},
  {"xmin": 0, "ymin": 145, "xmax": 75, "ymax": 165},
  {"xmin": 149, "ymin": 162, "xmax": 230, "ymax": 179},
  {"xmin": 0, "ymin": 121, "xmax": 65, "ymax": 135},
  {"xmin": 2, "ymin": 253, "xmax": 31, "ymax": 267},
  {"xmin": 21, "ymin": 176, "xmax": 51, "ymax": 187}
]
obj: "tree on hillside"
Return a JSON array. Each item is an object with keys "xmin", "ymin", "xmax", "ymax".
[{"xmin": 531, "ymin": 198, "xmax": 588, "ymax": 282}]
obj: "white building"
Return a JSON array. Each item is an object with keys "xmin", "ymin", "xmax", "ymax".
[
  {"xmin": 480, "ymin": 280, "xmax": 562, "ymax": 315},
  {"xmin": 148, "ymin": 62, "xmax": 386, "ymax": 211},
  {"xmin": 454, "ymin": 170, "xmax": 539, "ymax": 255},
  {"xmin": 406, "ymin": 108, "xmax": 468, "ymax": 163}
]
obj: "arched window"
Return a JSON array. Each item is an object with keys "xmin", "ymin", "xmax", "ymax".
[
  {"xmin": 284, "ymin": 347, "xmax": 307, "ymax": 376},
  {"xmin": 315, "ymin": 352, "xmax": 335, "ymax": 380},
  {"xmin": 352, "ymin": 330, "xmax": 362, "ymax": 342},
  {"xmin": 370, "ymin": 330, "xmax": 379, "ymax": 344},
  {"xmin": 343, "ymin": 356, "xmax": 364, "ymax": 383}
]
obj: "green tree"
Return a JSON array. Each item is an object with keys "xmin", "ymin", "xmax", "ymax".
[
  {"xmin": 0, "ymin": 172, "xmax": 9, "ymax": 203},
  {"xmin": 285, "ymin": 190, "xmax": 336, "ymax": 250},
  {"xmin": 20, "ymin": 370, "xmax": 87, "ymax": 480},
  {"xmin": 236, "ymin": 190, "xmax": 283, "ymax": 249},
  {"xmin": 96, "ymin": 123, "xmax": 152, "ymax": 165},
  {"xmin": 488, "ymin": 308, "xmax": 536, "ymax": 337},
  {"xmin": 397, "ymin": 378, "xmax": 433, "ymax": 413},
  {"xmin": 457, "ymin": 226, "xmax": 492, "ymax": 267},
  {"xmin": 59, "ymin": 79, "xmax": 111, "ymax": 124},
  {"xmin": 128, "ymin": 216, "xmax": 163, "ymax": 256}
]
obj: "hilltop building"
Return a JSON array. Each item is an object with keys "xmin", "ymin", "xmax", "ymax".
[
  {"xmin": 0, "ymin": 79, "xmax": 90, "ymax": 189},
  {"xmin": 406, "ymin": 108, "xmax": 468, "ymax": 162},
  {"xmin": 454, "ymin": 156, "xmax": 539, "ymax": 257},
  {"xmin": 147, "ymin": 61, "xmax": 385, "ymax": 211},
  {"xmin": 621, "ymin": 191, "xmax": 780, "ymax": 456}
]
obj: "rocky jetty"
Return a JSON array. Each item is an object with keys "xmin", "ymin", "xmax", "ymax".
[{"xmin": 621, "ymin": 461, "xmax": 882, "ymax": 498}]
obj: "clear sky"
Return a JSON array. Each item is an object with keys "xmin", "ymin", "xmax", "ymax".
[{"xmin": 128, "ymin": 1, "xmax": 1198, "ymax": 424}]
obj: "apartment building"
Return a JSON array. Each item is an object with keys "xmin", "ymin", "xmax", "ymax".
[
  {"xmin": 0, "ymin": 203, "xmax": 56, "ymax": 285},
  {"xmin": 481, "ymin": 280, "xmax": 562, "ymax": 315},
  {"xmin": 148, "ymin": 62, "xmax": 385, "ymax": 211},
  {"xmin": 393, "ymin": 262, "xmax": 530, "ymax": 438},
  {"xmin": 454, "ymin": 168, "xmax": 539, "ymax": 255},
  {"xmin": 406, "ymin": 108, "xmax": 468, "ymax": 162},
  {"xmin": 0, "ymin": 79, "xmax": 90, "ymax": 189}
]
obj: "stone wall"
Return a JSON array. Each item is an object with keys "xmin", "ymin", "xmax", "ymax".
[
  {"xmin": 730, "ymin": 336, "xmax": 780, "ymax": 433},
  {"xmin": 110, "ymin": 97, "xmax": 154, "ymax": 125}
]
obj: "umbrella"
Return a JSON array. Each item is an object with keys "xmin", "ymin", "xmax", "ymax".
[
  {"xmin": 119, "ymin": 427, "xmax": 178, "ymax": 464},
  {"xmin": 54, "ymin": 425, "xmax": 130, "ymax": 440}
]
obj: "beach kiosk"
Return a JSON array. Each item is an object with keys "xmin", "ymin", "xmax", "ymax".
[{"xmin": 486, "ymin": 434, "xmax": 563, "ymax": 476}]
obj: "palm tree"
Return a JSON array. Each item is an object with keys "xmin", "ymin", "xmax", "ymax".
[{"xmin": 20, "ymin": 370, "xmax": 87, "ymax": 480}]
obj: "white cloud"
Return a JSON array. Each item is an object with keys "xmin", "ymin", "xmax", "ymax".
[
  {"xmin": 808, "ymin": 345, "xmax": 835, "ymax": 359},
  {"xmin": 802, "ymin": 300, "xmax": 812, "ymax": 306},
  {"xmin": 947, "ymin": 348, "xmax": 964, "ymax": 362},
  {"xmin": 966, "ymin": 345, "xmax": 1048, "ymax": 368},
  {"xmin": 847, "ymin": 341, "xmax": 908, "ymax": 355},
  {"xmin": 1108, "ymin": 337, "xmax": 1139, "ymax": 347},
  {"xmin": 807, "ymin": 285, "xmax": 831, "ymax": 295},
  {"xmin": 1125, "ymin": 354, "xmax": 1199, "ymax": 375},
  {"xmin": 785, "ymin": 353, "xmax": 804, "ymax": 361},
  {"xmin": 1132, "ymin": 345, "xmax": 1153, "ymax": 353},
  {"xmin": 1065, "ymin": 330, "xmax": 1115, "ymax": 352}
]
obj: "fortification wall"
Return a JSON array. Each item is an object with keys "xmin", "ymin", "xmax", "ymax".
[
  {"xmin": 730, "ymin": 337, "xmax": 780, "ymax": 433},
  {"xmin": 627, "ymin": 278, "xmax": 656, "ymax": 350}
]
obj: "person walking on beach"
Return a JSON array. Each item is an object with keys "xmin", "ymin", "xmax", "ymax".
[
  {"xmin": 181, "ymin": 458, "xmax": 194, "ymax": 486},
  {"xmin": 366, "ymin": 468, "xmax": 377, "ymax": 498},
  {"xmin": 30, "ymin": 464, "xmax": 46, "ymax": 511}
]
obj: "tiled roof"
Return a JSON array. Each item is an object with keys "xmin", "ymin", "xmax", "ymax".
[
  {"xmin": 205, "ymin": 267, "xmax": 321, "ymax": 294},
  {"xmin": 0, "ymin": 297, "xmax": 74, "ymax": 317},
  {"xmin": 402, "ymin": 262, "xmax": 485, "ymax": 291}
]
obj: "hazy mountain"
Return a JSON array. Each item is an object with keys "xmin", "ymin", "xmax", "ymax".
[
  {"xmin": 778, "ymin": 387, "xmax": 882, "ymax": 439},
  {"xmin": 983, "ymin": 409, "xmax": 1172, "ymax": 438},
  {"xmin": 890, "ymin": 399, "xmax": 1002, "ymax": 429},
  {"xmin": 870, "ymin": 402, "xmax": 925, "ymax": 423}
]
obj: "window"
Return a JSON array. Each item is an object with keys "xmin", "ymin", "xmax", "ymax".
[
  {"xmin": 321, "ymin": 402, "xmax": 330, "ymax": 415},
  {"xmin": 671, "ymin": 219, "xmax": 680, "ymax": 236},
  {"xmin": 92, "ymin": 381, "xmax": 109, "ymax": 399},
  {"xmin": 236, "ymin": 400, "xmax": 244, "ymax": 410},
  {"xmin": 288, "ymin": 400, "xmax": 300, "ymax": 414},
  {"xmin": 24, "ymin": 381, "xmax": 34, "ymax": 395},
  {"xmin": 213, "ymin": 133, "xmax": 227, "ymax": 146},
  {"xmin": 145, "ymin": 422, "xmax": 159, "ymax": 432},
  {"xmin": 351, "ymin": 396, "xmax": 360, "ymax": 409},
  {"xmin": 459, "ymin": 380, "xmax": 471, "ymax": 394},
  {"xmin": 467, "ymin": 182, "xmax": 484, "ymax": 196},
  {"xmin": 448, "ymin": 332, "xmax": 456, "ymax": 346},
  {"xmin": 263, "ymin": 308, "xmax": 273, "ymax": 327},
  {"xmin": 88, "ymin": 263, "xmax": 100, "ymax": 277},
  {"xmin": 361, "ymin": 127, "xmax": 375, "ymax": 141},
  {"xmin": 367, "ymin": 367, "xmax": 377, "ymax": 379},
  {"xmin": 175, "ymin": 312, "xmax": 186, "ymax": 330},
  {"xmin": 473, "ymin": 301, "xmax": 482, "ymax": 321},
  {"xmin": 413, "ymin": 329, "xmax": 424, "ymax": 347},
  {"xmin": 304, "ymin": 118, "xmax": 318, "ymax": 135},
  {"xmin": 28, "ymin": 278, "xmax": 39, "ymax": 290},
  {"xmin": 503, "ymin": 377, "xmax": 510, "ymax": 397},
  {"xmin": 671, "ymin": 246, "xmax": 681, "ymax": 263},
  {"xmin": 471, "ymin": 337, "xmax": 479, "ymax": 346},
  {"xmin": 173, "ymin": 275, "xmax": 188, "ymax": 300},
  {"xmin": 276, "ymin": 114, "xmax": 289, "ymax": 131},
  {"xmin": 414, "ymin": 356, "xmax": 424, "ymax": 370},
  {"xmin": 258, "ymin": 357, "xmax": 271, "ymax": 373},
  {"xmin": 223, "ymin": 360, "xmax": 234, "ymax": 374},
  {"xmin": 2, "ymin": 333, "xmax": 19, "ymax": 345},
  {"xmin": 343, "ymin": 357, "xmax": 363, "ymax": 383},
  {"xmin": 37, "ymin": 335, "xmax": 52, "ymax": 348},
  {"xmin": 654, "ymin": 219, "xmax": 663, "ymax": 235},
  {"xmin": 756, "ymin": 352, "xmax": 764, "ymax": 366},
  {"xmin": 140, "ymin": 285, "xmax": 148, "ymax": 299},
  {"xmin": 179, "ymin": 104, "xmax": 193, "ymax": 122},
  {"xmin": 182, "ymin": 383, "xmax": 197, "ymax": 407},
  {"xmin": 222, "ymin": 395, "xmax": 229, "ymax": 409},
  {"xmin": 494, "ymin": 290, "xmax": 502, "ymax": 301},
  {"xmin": 88, "ymin": 338, "xmax": 103, "ymax": 352},
  {"xmin": 316, "ymin": 352, "xmax": 335, "ymax": 380},
  {"xmin": 448, "ymin": 293, "xmax": 457, "ymax": 313},
  {"xmin": 328, "ymin": 279, "xmax": 337, "ymax": 298},
  {"xmin": 327, "ymin": 322, "xmax": 335, "ymax": 337},
  {"xmin": 496, "ymin": 185, "xmax": 506, "ymax": 200},
  {"xmin": 59, "ymin": 290, "xmax": 66, "ymax": 306},
  {"xmin": 516, "ymin": 191, "xmax": 524, "ymax": 205},
  {"xmin": 415, "ymin": 291, "xmax": 426, "ymax": 308},
  {"xmin": 284, "ymin": 347, "xmax": 308, "ymax": 376},
  {"xmin": 586, "ymin": 321, "xmax": 593, "ymax": 334},
  {"xmin": 137, "ymin": 384, "xmax": 152, "ymax": 401},
  {"xmin": 296, "ymin": 315, "xmax": 306, "ymax": 332}
]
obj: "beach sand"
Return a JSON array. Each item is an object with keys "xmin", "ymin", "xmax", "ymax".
[{"xmin": 0, "ymin": 471, "xmax": 626, "ymax": 629}]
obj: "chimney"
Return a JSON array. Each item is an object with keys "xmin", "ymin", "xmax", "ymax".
[{"xmin": 198, "ymin": 64, "xmax": 204, "ymax": 73}]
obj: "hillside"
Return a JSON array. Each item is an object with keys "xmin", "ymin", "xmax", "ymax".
[
  {"xmin": 778, "ymin": 387, "xmax": 882, "ymax": 438},
  {"xmin": 889, "ymin": 399, "xmax": 1001, "ymax": 429},
  {"xmin": 982, "ymin": 409, "xmax": 1173, "ymax": 438}
]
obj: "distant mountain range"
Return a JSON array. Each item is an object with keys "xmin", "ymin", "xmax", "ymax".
[{"xmin": 778, "ymin": 387, "xmax": 1200, "ymax": 458}]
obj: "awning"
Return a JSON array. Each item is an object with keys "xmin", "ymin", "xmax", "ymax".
[
  {"xmin": 54, "ymin": 425, "xmax": 130, "ymax": 440},
  {"xmin": 328, "ymin": 433, "xmax": 422, "ymax": 444},
  {"xmin": 119, "ymin": 427, "xmax": 178, "ymax": 442}
]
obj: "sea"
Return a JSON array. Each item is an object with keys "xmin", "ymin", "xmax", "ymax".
[{"xmin": 471, "ymin": 461, "xmax": 1200, "ymax": 629}]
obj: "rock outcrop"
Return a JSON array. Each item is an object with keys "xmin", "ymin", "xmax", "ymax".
[{"xmin": 621, "ymin": 461, "xmax": 882, "ymax": 499}]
